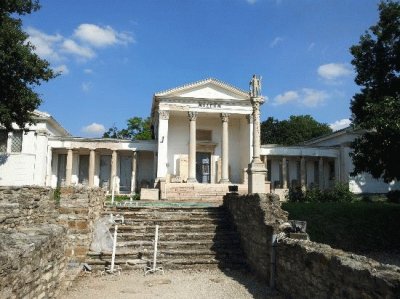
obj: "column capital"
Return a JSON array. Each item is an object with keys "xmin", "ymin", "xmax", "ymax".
[
  {"xmin": 159, "ymin": 110, "xmax": 169, "ymax": 120},
  {"xmin": 188, "ymin": 111, "xmax": 198, "ymax": 121},
  {"xmin": 220, "ymin": 113, "xmax": 230, "ymax": 122}
]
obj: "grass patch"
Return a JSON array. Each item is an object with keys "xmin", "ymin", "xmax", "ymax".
[{"xmin": 282, "ymin": 201, "xmax": 400, "ymax": 253}]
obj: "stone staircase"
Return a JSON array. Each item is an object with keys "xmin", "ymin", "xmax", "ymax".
[{"xmin": 86, "ymin": 204, "xmax": 248, "ymax": 271}]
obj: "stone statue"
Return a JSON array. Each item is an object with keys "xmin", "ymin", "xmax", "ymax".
[{"xmin": 249, "ymin": 74, "xmax": 262, "ymax": 97}]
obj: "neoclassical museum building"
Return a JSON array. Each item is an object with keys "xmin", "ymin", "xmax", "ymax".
[{"xmin": 0, "ymin": 78, "xmax": 398, "ymax": 200}]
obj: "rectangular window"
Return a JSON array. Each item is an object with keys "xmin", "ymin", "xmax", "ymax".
[
  {"xmin": 0, "ymin": 131, "xmax": 7, "ymax": 152},
  {"xmin": 11, "ymin": 131, "xmax": 22, "ymax": 152},
  {"xmin": 197, "ymin": 130, "xmax": 212, "ymax": 141}
]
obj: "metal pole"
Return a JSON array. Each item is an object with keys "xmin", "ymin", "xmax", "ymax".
[
  {"xmin": 153, "ymin": 225, "xmax": 159, "ymax": 271},
  {"xmin": 111, "ymin": 224, "xmax": 118, "ymax": 273}
]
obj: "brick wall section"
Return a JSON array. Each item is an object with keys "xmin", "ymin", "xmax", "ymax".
[
  {"xmin": 223, "ymin": 193, "xmax": 288, "ymax": 282},
  {"xmin": 0, "ymin": 186, "xmax": 106, "ymax": 298},
  {"xmin": 275, "ymin": 238, "xmax": 400, "ymax": 299},
  {"xmin": 0, "ymin": 186, "xmax": 58, "ymax": 229},
  {"xmin": 0, "ymin": 224, "xmax": 66, "ymax": 299},
  {"xmin": 57, "ymin": 187, "xmax": 106, "ymax": 262}
]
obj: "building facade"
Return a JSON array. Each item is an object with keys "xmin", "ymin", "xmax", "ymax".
[{"xmin": 0, "ymin": 78, "xmax": 398, "ymax": 198}]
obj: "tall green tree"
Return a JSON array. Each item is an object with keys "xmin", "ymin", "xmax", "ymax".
[
  {"xmin": 0, "ymin": 0, "xmax": 56, "ymax": 131},
  {"xmin": 103, "ymin": 117, "xmax": 152, "ymax": 140},
  {"xmin": 350, "ymin": 0, "xmax": 400, "ymax": 182},
  {"xmin": 261, "ymin": 115, "xmax": 332, "ymax": 145}
]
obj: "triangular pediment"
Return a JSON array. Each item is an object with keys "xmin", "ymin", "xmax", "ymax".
[{"xmin": 154, "ymin": 78, "xmax": 250, "ymax": 101}]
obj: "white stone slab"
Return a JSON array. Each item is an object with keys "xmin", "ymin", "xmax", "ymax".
[{"xmin": 140, "ymin": 188, "xmax": 159, "ymax": 201}]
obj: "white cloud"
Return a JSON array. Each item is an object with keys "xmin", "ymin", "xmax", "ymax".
[
  {"xmin": 272, "ymin": 91, "xmax": 299, "ymax": 106},
  {"xmin": 53, "ymin": 64, "xmax": 69, "ymax": 75},
  {"xmin": 81, "ymin": 82, "xmax": 92, "ymax": 92},
  {"xmin": 269, "ymin": 37, "xmax": 284, "ymax": 48},
  {"xmin": 329, "ymin": 118, "xmax": 351, "ymax": 131},
  {"xmin": 74, "ymin": 24, "xmax": 134, "ymax": 48},
  {"xmin": 26, "ymin": 27, "xmax": 63, "ymax": 61},
  {"xmin": 61, "ymin": 39, "xmax": 95, "ymax": 59},
  {"xmin": 84, "ymin": 68, "xmax": 93, "ymax": 74},
  {"xmin": 302, "ymin": 88, "xmax": 328, "ymax": 107},
  {"xmin": 81, "ymin": 123, "xmax": 105, "ymax": 136},
  {"xmin": 272, "ymin": 88, "xmax": 328, "ymax": 107},
  {"xmin": 318, "ymin": 63, "xmax": 352, "ymax": 80}
]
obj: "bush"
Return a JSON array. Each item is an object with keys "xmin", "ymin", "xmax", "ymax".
[
  {"xmin": 386, "ymin": 190, "xmax": 400, "ymax": 203},
  {"xmin": 286, "ymin": 186, "xmax": 305, "ymax": 202},
  {"xmin": 286, "ymin": 182, "xmax": 355, "ymax": 203}
]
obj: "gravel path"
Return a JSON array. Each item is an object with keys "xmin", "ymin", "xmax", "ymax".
[{"xmin": 61, "ymin": 268, "xmax": 282, "ymax": 299}]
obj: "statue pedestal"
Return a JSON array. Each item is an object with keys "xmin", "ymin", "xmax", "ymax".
[{"xmin": 247, "ymin": 160, "xmax": 267, "ymax": 194}]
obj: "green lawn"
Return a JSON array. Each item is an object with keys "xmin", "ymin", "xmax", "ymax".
[{"xmin": 282, "ymin": 202, "xmax": 400, "ymax": 253}]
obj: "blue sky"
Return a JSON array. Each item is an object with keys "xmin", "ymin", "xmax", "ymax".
[{"xmin": 23, "ymin": 0, "xmax": 382, "ymax": 137}]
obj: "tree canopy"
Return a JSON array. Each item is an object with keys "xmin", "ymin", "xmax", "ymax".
[
  {"xmin": 261, "ymin": 115, "xmax": 332, "ymax": 145},
  {"xmin": 349, "ymin": 0, "xmax": 400, "ymax": 182},
  {"xmin": 0, "ymin": 0, "xmax": 56, "ymax": 131},
  {"xmin": 103, "ymin": 117, "xmax": 153, "ymax": 140}
]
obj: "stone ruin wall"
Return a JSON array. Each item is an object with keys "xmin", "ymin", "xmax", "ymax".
[
  {"xmin": 58, "ymin": 187, "xmax": 105, "ymax": 262},
  {"xmin": 0, "ymin": 186, "xmax": 105, "ymax": 299},
  {"xmin": 223, "ymin": 193, "xmax": 288, "ymax": 282},
  {"xmin": 224, "ymin": 193, "xmax": 400, "ymax": 299}
]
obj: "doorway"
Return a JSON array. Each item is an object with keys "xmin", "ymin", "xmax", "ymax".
[
  {"xmin": 119, "ymin": 155, "xmax": 132, "ymax": 192},
  {"xmin": 196, "ymin": 152, "xmax": 211, "ymax": 183}
]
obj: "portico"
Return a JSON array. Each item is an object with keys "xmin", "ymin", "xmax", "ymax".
[
  {"xmin": 48, "ymin": 137, "xmax": 157, "ymax": 193},
  {"xmin": 152, "ymin": 78, "xmax": 254, "ymax": 190}
]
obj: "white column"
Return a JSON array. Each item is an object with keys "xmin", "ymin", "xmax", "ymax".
[
  {"xmin": 300, "ymin": 156, "xmax": 306, "ymax": 191},
  {"xmin": 45, "ymin": 147, "xmax": 52, "ymax": 186},
  {"xmin": 88, "ymin": 149, "xmax": 95, "ymax": 187},
  {"xmin": 111, "ymin": 150, "xmax": 117, "ymax": 191},
  {"xmin": 220, "ymin": 113, "xmax": 230, "ymax": 183},
  {"xmin": 187, "ymin": 111, "xmax": 198, "ymax": 183},
  {"xmin": 131, "ymin": 151, "xmax": 137, "ymax": 193},
  {"xmin": 282, "ymin": 157, "xmax": 288, "ymax": 188},
  {"xmin": 66, "ymin": 149, "xmax": 73, "ymax": 186},
  {"xmin": 156, "ymin": 110, "xmax": 169, "ymax": 180},
  {"xmin": 318, "ymin": 157, "xmax": 324, "ymax": 189}
]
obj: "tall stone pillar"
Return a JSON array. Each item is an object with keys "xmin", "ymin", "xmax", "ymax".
[
  {"xmin": 187, "ymin": 111, "xmax": 198, "ymax": 183},
  {"xmin": 282, "ymin": 157, "xmax": 288, "ymax": 188},
  {"xmin": 318, "ymin": 157, "xmax": 324, "ymax": 189},
  {"xmin": 247, "ymin": 95, "xmax": 267, "ymax": 194},
  {"xmin": 131, "ymin": 151, "xmax": 137, "ymax": 193},
  {"xmin": 156, "ymin": 110, "xmax": 169, "ymax": 180},
  {"xmin": 111, "ymin": 150, "xmax": 117, "ymax": 191},
  {"xmin": 300, "ymin": 156, "xmax": 306, "ymax": 191},
  {"xmin": 220, "ymin": 113, "xmax": 230, "ymax": 183},
  {"xmin": 88, "ymin": 149, "xmax": 95, "ymax": 187},
  {"xmin": 65, "ymin": 149, "xmax": 73, "ymax": 186}
]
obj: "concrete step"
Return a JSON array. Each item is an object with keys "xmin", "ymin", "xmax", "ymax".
[
  {"xmin": 115, "ymin": 217, "xmax": 230, "ymax": 226},
  {"xmin": 114, "ymin": 224, "xmax": 233, "ymax": 234},
  {"xmin": 86, "ymin": 249, "xmax": 244, "ymax": 262},
  {"xmin": 101, "ymin": 211, "xmax": 229, "ymax": 220},
  {"xmin": 115, "ymin": 239, "xmax": 241, "ymax": 250},
  {"xmin": 87, "ymin": 257, "xmax": 247, "ymax": 270},
  {"xmin": 117, "ymin": 231, "xmax": 238, "ymax": 241}
]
